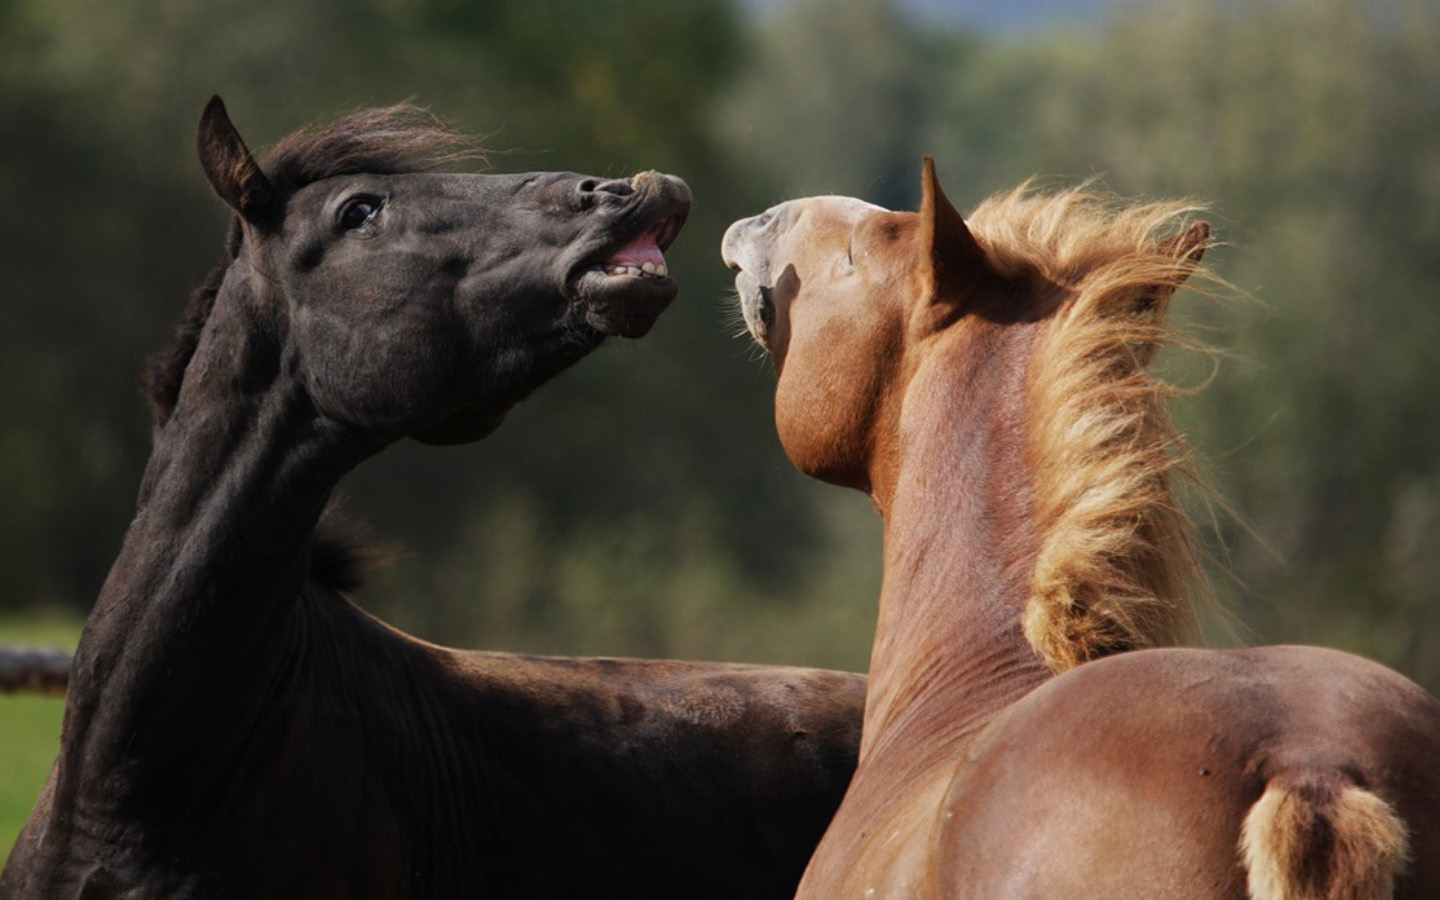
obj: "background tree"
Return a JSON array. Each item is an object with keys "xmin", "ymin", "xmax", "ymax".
[
  {"xmin": 1, "ymin": 0, "xmax": 1437, "ymax": 685},
  {"xmin": 922, "ymin": 0, "xmax": 1440, "ymax": 674}
]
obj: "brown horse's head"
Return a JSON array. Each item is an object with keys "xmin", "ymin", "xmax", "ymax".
[
  {"xmin": 724, "ymin": 160, "xmax": 1216, "ymax": 671},
  {"xmin": 720, "ymin": 159, "xmax": 999, "ymax": 493},
  {"xmin": 160, "ymin": 97, "xmax": 690, "ymax": 446}
]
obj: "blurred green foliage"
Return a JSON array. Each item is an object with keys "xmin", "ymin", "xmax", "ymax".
[
  {"xmin": 0, "ymin": 0, "xmax": 1437, "ymax": 697},
  {"xmin": 918, "ymin": 0, "xmax": 1440, "ymax": 685}
]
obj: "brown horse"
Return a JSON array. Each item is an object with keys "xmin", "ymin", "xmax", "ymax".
[
  {"xmin": 0, "ymin": 98, "xmax": 865, "ymax": 899},
  {"xmin": 723, "ymin": 161, "xmax": 1440, "ymax": 898}
]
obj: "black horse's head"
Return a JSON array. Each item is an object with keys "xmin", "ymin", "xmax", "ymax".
[{"xmin": 179, "ymin": 96, "xmax": 690, "ymax": 445}]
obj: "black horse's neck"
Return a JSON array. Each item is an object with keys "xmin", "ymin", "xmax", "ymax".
[{"xmin": 59, "ymin": 265, "xmax": 381, "ymax": 819}]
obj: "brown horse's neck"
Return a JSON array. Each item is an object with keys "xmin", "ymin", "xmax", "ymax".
[
  {"xmin": 61, "ymin": 273, "xmax": 381, "ymax": 816},
  {"xmin": 861, "ymin": 320, "xmax": 1048, "ymax": 763}
]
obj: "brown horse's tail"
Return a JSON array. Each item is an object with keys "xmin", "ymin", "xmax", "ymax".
[{"xmin": 1240, "ymin": 773, "xmax": 1410, "ymax": 900}]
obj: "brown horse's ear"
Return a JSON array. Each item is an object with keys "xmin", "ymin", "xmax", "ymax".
[
  {"xmin": 921, "ymin": 156, "xmax": 988, "ymax": 301},
  {"xmin": 1159, "ymin": 220, "xmax": 1210, "ymax": 271},
  {"xmin": 196, "ymin": 96, "xmax": 273, "ymax": 221},
  {"xmin": 1132, "ymin": 221, "xmax": 1211, "ymax": 365},
  {"xmin": 1141, "ymin": 220, "xmax": 1210, "ymax": 312}
]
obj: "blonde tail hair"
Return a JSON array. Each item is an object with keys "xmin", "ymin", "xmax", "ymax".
[{"xmin": 1240, "ymin": 775, "xmax": 1409, "ymax": 900}]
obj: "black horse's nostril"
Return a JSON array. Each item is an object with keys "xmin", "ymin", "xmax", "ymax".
[
  {"xmin": 575, "ymin": 177, "xmax": 631, "ymax": 211},
  {"xmin": 589, "ymin": 177, "xmax": 633, "ymax": 197}
]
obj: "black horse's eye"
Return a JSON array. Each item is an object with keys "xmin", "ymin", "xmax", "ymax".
[{"xmin": 339, "ymin": 197, "xmax": 383, "ymax": 233}]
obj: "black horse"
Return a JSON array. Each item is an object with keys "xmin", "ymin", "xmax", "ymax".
[{"xmin": 0, "ymin": 98, "xmax": 863, "ymax": 899}]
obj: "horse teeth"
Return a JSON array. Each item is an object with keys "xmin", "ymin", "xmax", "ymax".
[{"xmin": 594, "ymin": 262, "xmax": 666, "ymax": 278}]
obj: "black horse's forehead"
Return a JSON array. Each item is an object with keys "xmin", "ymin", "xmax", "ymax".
[
  {"xmin": 294, "ymin": 170, "xmax": 586, "ymax": 206},
  {"xmin": 393, "ymin": 170, "xmax": 581, "ymax": 198}
]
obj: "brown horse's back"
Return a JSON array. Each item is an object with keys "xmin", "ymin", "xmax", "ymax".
[{"xmin": 935, "ymin": 646, "xmax": 1440, "ymax": 898}]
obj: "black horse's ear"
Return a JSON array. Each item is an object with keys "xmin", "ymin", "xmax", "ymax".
[
  {"xmin": 920, "ymin": 156, "xmax": 988, "ymax": 302},
  {"xmin": 196, "ymin": 96, "xmax": 273, "ymax": 221}
]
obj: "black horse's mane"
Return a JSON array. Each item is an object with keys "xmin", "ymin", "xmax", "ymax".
[{"xmin": 139, "ymin": 104, "xmax": 475, "ymax": 591}]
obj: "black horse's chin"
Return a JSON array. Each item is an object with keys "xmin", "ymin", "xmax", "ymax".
[
  {"xmin": 574, "ymin": 270, "xmax": 679, "ymax": 338},
  {"xmin": 412, "ymin": 407, "xmax": 509, "ymax": 446}
]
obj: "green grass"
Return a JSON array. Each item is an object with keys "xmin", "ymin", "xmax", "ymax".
[
  {"xmin": 0, "ymin": 610, "xmax": 81, "ymax": 868},
  {"xmin": 0, "ymin": 696, "xmax": 64, "ymax": 865}
]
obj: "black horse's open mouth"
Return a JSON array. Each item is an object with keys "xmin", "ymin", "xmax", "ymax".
[
  {"xmin": 571, "ymin": 173, "xmax": 691, "ymax": 338},
  {"xmin": 586, "ymin": 212, "xmax": 684, "ymax": 280}
]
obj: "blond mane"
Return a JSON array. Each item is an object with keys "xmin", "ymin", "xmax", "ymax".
[{"xmin": 967, "ymin": 184, "xmax": 1217, "ymax": 673}]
